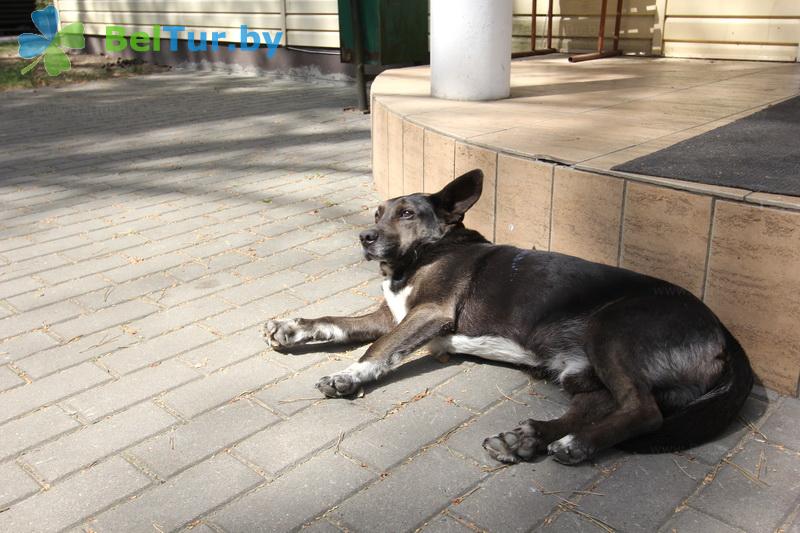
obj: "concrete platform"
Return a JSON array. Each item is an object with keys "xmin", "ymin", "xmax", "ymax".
[{"xmin": 371, "ymin": 55, "xmax": 800, "ymax": 395}]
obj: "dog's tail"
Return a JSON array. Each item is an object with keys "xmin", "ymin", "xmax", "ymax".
[{"xmin": 618, "ymin": 327, "xmax": 754, "ymax": 454}]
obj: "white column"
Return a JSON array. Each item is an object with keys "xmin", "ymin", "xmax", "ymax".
[{"xmin": 430, "ymin": 0, "xmax": 513, "ymax": 101}]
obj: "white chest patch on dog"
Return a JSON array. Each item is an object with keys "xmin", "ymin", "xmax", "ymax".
[{"xmin": 382, "ymin": 280, "xmax": 413, "ymax": 323}]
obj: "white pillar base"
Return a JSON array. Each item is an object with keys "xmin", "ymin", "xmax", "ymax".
[{"xmin": 430, "ymin": 0, "xmax": 513, "ymax": 101}]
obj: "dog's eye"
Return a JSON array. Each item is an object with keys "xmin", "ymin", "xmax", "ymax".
[
  {"xmin": 374, "ymin": 211, "xmax": 380, "ymax": 222},
  {"xmin": 400, "ymin": 209, "xmax": 414, "ymax": 219}
]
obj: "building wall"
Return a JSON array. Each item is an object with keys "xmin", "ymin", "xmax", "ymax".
[
  {"xmin": 58, "ymin": 1, "xmax": 799, "ymax": 63},
  {"xmin": 663, "ymin": 0, "xmax": 800, "ymax": 62},
  {"xmin": 57, "ymin": 0, "xmax": 340, "ymax": 48}
]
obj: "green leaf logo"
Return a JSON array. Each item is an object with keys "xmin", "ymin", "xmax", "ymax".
[{"xmin": 18, "ymin": 7, "xmax": 85, "ymax": 77}]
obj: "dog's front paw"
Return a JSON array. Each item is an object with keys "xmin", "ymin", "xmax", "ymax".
[
  {"xmin": 316, "ymin": 372, "xmax": 360, "ymax": 398},
  {"xmin": 482, "ymin": 420, "xmax": 546, "ymax": 464},
  {"xmin": 263, "ymin": 319, "xmax": 306, "ymax": 349},
  {"xmin": 547, "ymin": 434, "xmax": 593, "ymax": 465}
]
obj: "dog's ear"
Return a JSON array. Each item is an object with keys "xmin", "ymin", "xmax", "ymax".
[{"xmin": 431, "ymin": 169, "xmax": 483, "ymax": 223}]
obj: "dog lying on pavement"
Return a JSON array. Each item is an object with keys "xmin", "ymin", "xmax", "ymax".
[{"xmin": 264, "ymin": 169, "xmax": 753, "ymax": 465}]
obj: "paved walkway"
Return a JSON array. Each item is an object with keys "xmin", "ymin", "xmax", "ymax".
[{"xmin": 0, "ymin": 72, "xmax": 798, "ymax": 533}]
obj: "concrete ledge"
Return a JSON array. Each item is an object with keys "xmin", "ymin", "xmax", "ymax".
[{"xmin": 370, "ymin": 58, "xmax": 800, "ymax": 394}]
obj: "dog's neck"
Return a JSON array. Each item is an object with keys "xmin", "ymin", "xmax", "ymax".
[{"xmin": 379, "ymin": 225, "xmax": 489, "ymax": 291}]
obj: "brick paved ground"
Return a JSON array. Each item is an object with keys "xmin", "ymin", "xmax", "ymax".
[{"xmin": 0, "ymin": 72, "xmax": 798, "ymax": 533}]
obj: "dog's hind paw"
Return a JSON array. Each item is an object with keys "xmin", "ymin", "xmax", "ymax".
[
  {"xmin": 316, "ymin": 372, "xmax": 360, "ymax": 398},
  {"xmin": 482, "ymin": 420, "xmax": 545, "ymax": 464},
  {"xmin": 547, "ymin": 434, "xmax": 593, "ymax": 465}
]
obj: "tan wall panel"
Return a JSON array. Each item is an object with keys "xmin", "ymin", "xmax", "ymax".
[
  {"xmin": 286, "ymin": 14, "xmax": 338, "ymax": 32},
  {"xmin": 704, "ymin": 201, "xmax": 800, "ymax": 395},
  {"xmin": 455, "ymin": 143, "xmax": 497, "ymax": 240},
  {"xmin": 512, "ymin": 36, "xmax": 652, "ymax": 54},
  {"xmin": 286, "ymin": 0, "xmax": 338, "ymax": 14},
  {"xmin": 422, "ymin": 130, "xmax": 455, "ymax": 195},
  {"xmin": 372, "ymin": 102, "xmax": 389, "ymax": 199},
  {"xmin": 60, "ymin": 11, "xmax": 282, "ymax": 28},
  {"xmin": 387, "ymin": 113, "xmax": 404, "ymax": 199},
  {"xmin": 515, "ymin": 0, "xmax": 657, "ymax": 16},
  {"xmin": 59, "ymin": 0, "xmax": 282, "ymax": 14},
  {"xmin": 495, "ymin": 155, "xmax": 553, "ymax": 251},
  {"xmin": 74, "ymin": 23, "xmax": 281, "ymax": 43},
  {"xmin": 513, "ymin": 14, "xmax": 655, "ymax": 39},
  {"xmin": 663, "ymin": 41, "xmax": 798, "ymax": 62},
  {"xmin": 551, "ymin": 167, "xmax": 623, "ymax": 266},
  {"xmin": 665, "ymin": 17, "xmax": 800, "ymax": 45},
  {"xmin": 402, "ymin": 121, "xmax": 424, "ymax": 195},
  {"xmin": 666, "ymin": 0, "xmax": 800, "ymax": 18}
]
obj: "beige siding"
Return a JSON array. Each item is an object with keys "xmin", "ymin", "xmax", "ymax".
[
  {"xmin": 663, "ymin": 0, "xmax": 800, "ymax": 61},
  {"xmin": 60, "ymin": 0, "xmax": 799, "ymax": 61},
  {"xmin": 59, "ymin": 0, "xmax": 338, "ymax": 48},
  {"xmin": 511, "ymin": 0, "xmax": 658, "ymax": 55}
]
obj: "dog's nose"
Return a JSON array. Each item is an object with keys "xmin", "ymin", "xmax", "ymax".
[{"xmin": 359, "ymin": 229, "xmax": 378, "ymax": 246}]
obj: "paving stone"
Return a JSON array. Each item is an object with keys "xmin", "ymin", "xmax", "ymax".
[
  {"xmin": 217, "ymin": 269, "xmax": 308, "ymax": 305},
  {"xmin": 15, "ymin": 329, "xmax": 134, "ymax": 379},
  {"xmin": 75, "ymin": 272, "xmax": 175, "ymax": 311},
  {"xmin": 331, "ymin": 446, "xmax": 484, "ymax": 533},
  {"xmin": 255, "ymin": 358, "xmax": 352, "ymax": 416},
  {"xmin": 168, "ymin": 252, "xmax": 251, "ymax": 282},
  {"xmin": 0, "ymin": 300, "xmax": 85, "ymax": 341},
  {"xmin": 202, "ymin": 293, "xmax": 305, "ymax": 336},
  {"xmin": 35, "ymin": 254, "xmax": 129, "ymax": 285},
  {"xmin": 232, "ymin": 248, "xmax": 316, "ymax": 280},
  {"xmin": 436, "ymin": 362, "xmax": 532, "ymax": 411},
  {"xmin": 128, "ymin": 399, "xmax": 279, "ymax": 478},
  {"xmin": 212, "ymin": 450, "xmax": 377, "ymax": 532},
  {"xmin": 179, "ymin": 327, "xmax": 267, "ymax": 374},
  {"xmin": 0, "ymin": 363, "xmax": 112, "ymax": 425},
  {"xmin": 358, "ymin": 356, "xmax": 470, "ymax": 415},
  {"xmin": 131, "ymin": 296, "xmax": 232, "ymax": 339},
  {"xmin": 445, "ymin": 392, "xmax": 566, "ymax": 466},
  {"xmin": 66, "ymin": 359, "xmax": 200, "ymax": 422},
  {"xmin": 0, "ymin": 364, "xmax": 24, "ymax": 392},
  {"xmin": 49, "ymin": 299, "xmax": 159, "ymax": 340},
  {"xmin": 0, "ymin": 462, "xmax": 40, "ymax": 508},
  {"xmin": 759, "ymin": 397, "xmax": 800, "ymax": 450},
  {"xmin": 341, "ymin": 395, "xmax": 473, "ymax": 471},
  {"xmin": 419, "ymin": 514, "xmax": 474, "ymax": 533},
  {"xmin": 155, "ymin": 270, "xmax": 241, "ymax": 307},
  {"xmin": 579, "ymin": 453, "xmax": 709, "ymax": 533},
  {"xmin": 0, "ymin": 456, "xmax": 151, "ymax": 533},
  {"xmin": 450, "ymin": 458, "xmax": 600, "ymax": 532},
  {"xmin": 235, "ymin": 400, "xmax": 377, "ymax": 475},
  {"xmin": 0, "ymin": 406, "xmax": 81, "ymax": 461},
  {"xmin": 659, "ymin": 507, "xmax": 745, "ymax": 533},
  {"xmin": 22, "ymin": 402, "xmax": 176, "ymax": 482},
  {"xmin": 288, "ymin": 267, "xmax": 376, "ymax": 303},
  {"xmin": 690, "ymin": 439, "xmax": 800, "ymax": 532},
  {"xmin": 293, "ymin": 290, "xmax": 377, "ymax": 318},
  {"xmin": 89, "ymin": 454, "xmax": 261, "ymax": 533},
  {"xmin": 7, "ymin": 274, "xmax": 109, "ymax": 312},
  {"xmin": 162, "ymin": 355, "xmax": 288, "ymax": 418},
  {"xmin": 100, "ymin": 324, "xmax": 217, "ymax": 375},
  {"xmin": 0, "ymin": 330, "xmax": 60, "ymax": 364}
]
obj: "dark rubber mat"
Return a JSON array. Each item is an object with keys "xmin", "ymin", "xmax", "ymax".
[{"xmin": 613, "ymin": 96, "xmax": 800, "ymax": 196}]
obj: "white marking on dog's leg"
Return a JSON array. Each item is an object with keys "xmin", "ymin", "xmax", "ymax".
[
  {"xmin": 311, "ymin": 323, "xmax": 347, "ymax": 343},
  {"xmin": 342, "ymin": 360, "xmax": 388, "ymax": 382},
  {"xmin": 552, "ymin": 434, "xmax": 575, "ymax": 448},
  {"xmin": 443, "ymin": 335, "xmax": 536, "ymax": 366},
  {"xmin": 382, "ymin": 280, "xmax": 413, "ymax": 323}
]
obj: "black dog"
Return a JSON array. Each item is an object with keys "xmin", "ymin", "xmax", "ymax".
[{"xmin": 264, "ymin": 169, "xmax": 753, "ymax": 465}]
